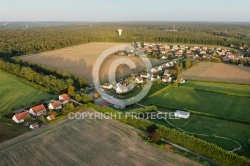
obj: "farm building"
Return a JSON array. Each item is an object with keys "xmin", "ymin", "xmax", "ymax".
[
  {"xmin": 116, "ymin": 85, "xmax": 128, "ymax": 94},
  {"xmin": 174, "ymin": 110, "xmax": 190, "ymax": 119},
  {"xmin": 29, "ymin": 104, "xmax": 47, "ymax": 116},
  {"xmin": 29, "ymin": 123, "xmax": 39, "ymax": 130},
  {"xmin": 48, "ymin": 101, "xmax": 62, "ymax": 110},
  {"xmin": 47, "ymin": 114, "xmax": 55, "ymax": 121},
  {"xmin": 59, "ymin": 94, "xmax": 70, "ymax": 104},
  {"xmin": 12, "ymin": 110, "xmax": 30, "ymax": 123}
]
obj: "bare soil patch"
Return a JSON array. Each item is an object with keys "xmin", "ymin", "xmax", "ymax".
[{"xmin": 180, "ymin": 62, "xmax": 250, "ymax": 84}]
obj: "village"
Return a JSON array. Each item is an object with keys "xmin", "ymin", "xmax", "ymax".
[
  {"xmin": 117, "ymin": 42, "xmax": 250, "ymax": 65},
  {"xmin": 11, "ymin": 94, "xmax": 75, "ymax": 129}
]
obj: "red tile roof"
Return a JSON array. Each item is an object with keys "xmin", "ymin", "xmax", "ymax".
[
  {"xmin": 14, "ymin": 111, "xmax": 29, "ymax": 120},
  {"xmin": 47, "ymin": 114, "xmax": 55, "ymax": 120},
  {"xmin": 60, "ymin": 94, "xmax": 70, "ymax": 101},
  {"xmin": 51, "ymin": 101, "xmax": 61, "ymax": 108},
  {"xmin": 31, "ymin": 104, "xmax": 46, "ymax": 113}
]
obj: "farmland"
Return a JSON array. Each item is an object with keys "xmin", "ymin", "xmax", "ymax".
[
  {"xmin": 0, "ymin": 117, "xmax": 30, "ymax": 143},
  {"xmin": 138, "ymin": 81, "xmax": 250, "ymax": 158},
  {"xmin": 0, "ymin": 70, "xmax": 55, "ymax": 114},
  {"xmin": 21, "ymin": 42, "xmax": 168, "ymax": 85},
  {"xmin": 0, "ymin": 110, "xmax": 199, "ymax": 166},
  {"xmin": 180, "ymin": 62, "xmax": 250, "ymax": 84},
  {"xmin": 142, "ymin": 82, "xmax": 250, "ymax": 122},
  {"xmin": 151, "ymin": 112, "xmax": 250, "ymax": 158}
]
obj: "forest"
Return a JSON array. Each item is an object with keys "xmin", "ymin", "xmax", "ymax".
[{"xmin": 0, "ymin": 22, "xmax": 250, "ymax": 56}]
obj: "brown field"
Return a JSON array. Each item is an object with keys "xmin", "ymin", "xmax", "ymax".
[
  {"xmin": 0, "ymin": 109, "xmax": 199, "ymax": 166},
  {"xmin": 180, "ymin": 62, "xmax": 250, "ymax": 84},
  {"xmin": 21, "ymin": 42, "xmax": 168, "ymax": 85}
]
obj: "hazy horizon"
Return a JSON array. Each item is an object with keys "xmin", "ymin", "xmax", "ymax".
[{"xmin": 0, "ymin": 0, "xmax": 250, "ymax": 22}]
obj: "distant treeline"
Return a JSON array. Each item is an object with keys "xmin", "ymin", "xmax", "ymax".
[{"xmin": 0, "ymin": 23, "xmax": 250, "ymax": 56}]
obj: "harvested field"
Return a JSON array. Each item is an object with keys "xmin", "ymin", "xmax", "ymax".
[
  {"xmin": 180, "ymin": 62, "xmax": 250, "ymax": 84},
  {"xmin": 0, "ymin": 109, "xmax": 199, "ymax": 166},
  {"xmin": 21, "ymin": 42, "xmax": 168, "ymax": 85}
]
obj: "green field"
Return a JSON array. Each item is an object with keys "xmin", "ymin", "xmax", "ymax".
[
  {"xmin": 138, "ymin": 81, "xmax": 250, "ymax": 158},
  {"xmin": 185, "ymin": 81, "xmax": 250, "ymax": 96},
  {"xmin": 0, "ymin": 70, "xmax": 55, "ymax": 114},
  {"xmin": 141, "ymin": 83, "xmax": 250, "ymax": 122},
  {"xmin": 151, "ymin": 111, "xmax": 250, "ymax": 158}
]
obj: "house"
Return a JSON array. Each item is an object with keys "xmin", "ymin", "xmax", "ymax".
[
  {"xmin": 102, "ymin": 83, "xmax": 113, "ymax": 89},
  {"xmin": 162, "ymin": 76, "xmax": 172, "ymax": 83},
  {"xmin": 175, "ymin": 51, "xmax": 183, "ymax": 57},
  {"xmin": 48, "ymin": 101, "xmax": 62, "ymax": 110},
  {"xmin": 29, "ymin": 123, "xmax": 39, "ymax": 130},
  {"xmin": 116, "ymin": 85, "xmax": 128, "ymax": 94},
  {"xmin": 157, "ymin": 66, "xmax": 163, "ymax": 71},
  {"xmin": 12, "ymin": 110, "xmax": 29, "ymax": 123},
  {"xmin": 151, "ymin": 74, "xmax": 160, "ymax": 82},
  {"xmin": 47, "ymin": 114, "xmax": 55, "ymax": 121},
  {"xmin": 161, "ymin": 55, "xmax": 167, "ymax": 59},
  {"xmin": 174, "ymin": 110, "xmax": 190, "ymax": 119},
  {"xmin": 135, "ymin": 77, "xmax": 144, "ymax": 84},
  {"xmin": 164, "ymin": 69, "xmax": 171, "ymax": 76},
  {"xmin": 128, "ymin": 53, "xmax": 135, "ymax": 57},
  {"xmin": 59, "ymin": 94, "xmax": 70, "ymax": 104},
  {"xmin": 140, "ymin": 72, "xmax": 150, "ymax": 78},
  {"xmin": 151, "ymin": 67, "xmax": 158, "ymax": 73},
  {"xmin": 29, "ymin": 104, "xmax": 47, "ymax": 116}
]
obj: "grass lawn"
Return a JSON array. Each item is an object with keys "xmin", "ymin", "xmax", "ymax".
[
  {"xmin": 0, "ymin": 70, "xmax": 56, "ymax": 114},
  {"xmin": 141, "ymin": 84, "xmax": 250, "ymax": 122},
  {"xmin": 150, "ymin": 109, "xmax": 250, "ymax": 158},
  {"xmin": 0, "ymin": 117, "xmax": 30, "ymax": 143}
]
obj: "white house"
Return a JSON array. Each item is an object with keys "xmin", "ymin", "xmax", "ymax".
[
  {"xmin": 12, "ymin": 110, "xmax": 30, "ymax": 123},
  {"xmin": 174, "ymin": 110, "xmax": 190, "ymax": 119},
  {"xmin": 135, "ymin": 77, "xmax": 144, "ymax": 84},
  {"xmin": 116, "ymin": 85, "xmax": 128, "ymax": 94},
  {"xmin": 47, "ymin": 114, "xmax": 55, "ymax": 121},
  {"xmin": 162, "ymin": 76, "xmax": 172, "ymax": 83},
  {"xmin": 151, "ymin": 74, "xmax": 160, "ymax": 82},
  {"xmin": 29, "ymin": 123, "xmax": 39, "ymax": 130},
  {"xmin": 161, "ymin": 55, "xmax": 167, "ymax": 59},
  {"xmin": 164, "ymin": 69, "xmax": 171, "ymax": 76},
  {"xmin": 59, "ymin": 94, "xmax": 70, "ymax": 104},
  {"xmin": 102, "ymin": 83, "xmax": 113, "ymax": 89},
  {"xmin": 29, "ymin": 104, "xmax": 47, "ymax": 116},
  {"xmin": 140, "ymin": 72, "xmax": 150, "ymax": 78},
  {"xmin": 151, "ymin": 67, "xmax": 158, "ymax": 73},
  {"xmin": 157, "ymin": 66, "xmax": 163, "ymax": 71},
  {"xmin": 48, "ymin": 101, "xmax": 62, "ymax": 110}
]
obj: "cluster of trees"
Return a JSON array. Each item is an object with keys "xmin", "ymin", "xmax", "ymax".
[
  {"xmin": 0, "ymin": 58, "xmax": 87, "ymax": 94},
  {"xmin": 0, "ymin": 23, "xmax": 250, "ymax": 57},
  {"xmin": 88, "ymin": 103, "xmax": 250, "ymax": 166}
]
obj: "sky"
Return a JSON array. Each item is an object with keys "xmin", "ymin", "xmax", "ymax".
[{"xmin": 0, "ymin": 0, "xmax": 249, "ymax": 22}]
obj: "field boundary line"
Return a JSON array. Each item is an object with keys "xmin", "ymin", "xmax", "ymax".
[{"xmin": 137, "ymin": 103, "xmax": 242, "ymax": 153}]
